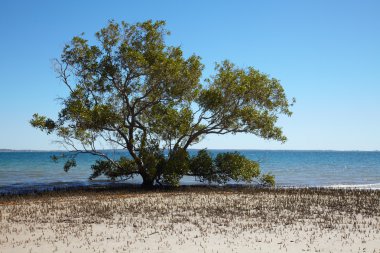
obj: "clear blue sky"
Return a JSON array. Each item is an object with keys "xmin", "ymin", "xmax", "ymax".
[{"xmin": 1, "ymin": 0, "xmax": 379, "ymax": 151}]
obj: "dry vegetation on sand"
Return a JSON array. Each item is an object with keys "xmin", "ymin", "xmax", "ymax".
[{"xmin": 0, "ymin": 187, "xmax": 379, "ymax": 252}]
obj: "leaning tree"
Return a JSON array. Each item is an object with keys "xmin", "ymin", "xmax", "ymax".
[{"xmin": 31, "ymin": 20, "xmax": 293, "ymax": 187}]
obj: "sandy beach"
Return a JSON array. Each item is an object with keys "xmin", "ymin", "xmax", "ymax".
[{"xmin": 1, "ymin": 187, "xmax": 379, "ymax": 253}]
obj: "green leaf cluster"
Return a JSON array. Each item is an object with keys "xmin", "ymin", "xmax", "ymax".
[
  {"xmin": 89, "ymin": 157, "xmax": 137, "ymax": 180},
  {"xmin": 190, "ymin": 150, "xmax": 267, "ymax": 185},
  {"xmin": 86, "ymin": 149, "xmax": 274, "ymax": 187}
]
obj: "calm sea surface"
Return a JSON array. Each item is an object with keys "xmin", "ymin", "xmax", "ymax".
[{"xmin": 1, "ymin": 150, "xmax": 380, "ymax": 193}]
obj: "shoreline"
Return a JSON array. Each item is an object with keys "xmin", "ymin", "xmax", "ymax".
[
  {"xmin": 1, "ymin": 187, "xmax": 380, "ymax": 252},
  {"xmin": 1, "ymin": 181, "xmax": 380, "ymax": 197},
  {"xmin": 1, "ymin": 184, "xmax": 380, "ymax": 203}
]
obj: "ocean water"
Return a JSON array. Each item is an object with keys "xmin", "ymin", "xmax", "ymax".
[{"xmin": 0, "ymin": 150, "xmax": 380, "ymax": 193}]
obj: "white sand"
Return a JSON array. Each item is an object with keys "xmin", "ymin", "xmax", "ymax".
[{"xmin": 1, "ymin": 188, "xmax": 379, "ymax": 252}]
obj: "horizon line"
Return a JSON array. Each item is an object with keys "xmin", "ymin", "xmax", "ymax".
[{"xmin": 1, "ymin": 148, "xmax": 379, "ymax": 152}]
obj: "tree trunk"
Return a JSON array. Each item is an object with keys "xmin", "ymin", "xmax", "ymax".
[{"xmin": 141, "ymin": 176, "xmax": 154, "ymax": 188}]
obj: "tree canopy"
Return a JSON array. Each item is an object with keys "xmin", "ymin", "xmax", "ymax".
[{"xmin": 31, "ymin": 20, "xmax": 293, "ymax": 187}]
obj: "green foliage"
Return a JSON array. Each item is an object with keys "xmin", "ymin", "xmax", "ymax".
[
  {"xmin": 90, "ymin": 157, "xmax": 137, "ymax": 180},
  {"xmin": 163, "ymin": 148, "xmax": 190, "ymax": 186},
  {"xmin": 214, "ymin": 152, "xmax": 260, "ymax": 184},
  {"xmin": 63, "ymin": 159, "xmax": 77, "ymax": 172},
  {"xmin": 189, "ymin": 150, "xmax": 267, "ymax": 185},
  {"xmin": 31, "ymin": 20, "xmax": 293, "ymax": 187},
  {"xmin": 30, "ymin": 114, "xmax": 56, "ymax": 134},
  {"xmin": 189, "ymin": 149, "xmax": 215, "ymax": 183},
  {"xmin": 139, "ymin": 145, "xmax": 165, "ymax": 183},
  {"xmin": 260, "ymin": 173, "xmax": 275, "ymax": 187},
  {"xmin": 87, "ymin": 149, "xmax": 273, "ymax": 187}
]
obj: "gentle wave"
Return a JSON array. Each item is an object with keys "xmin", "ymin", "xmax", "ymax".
[{"xmin": 326, "ymin": 183, "xmax": 380, "ymax": 190}]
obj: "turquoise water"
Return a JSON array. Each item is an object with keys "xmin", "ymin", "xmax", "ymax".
[{"xmin": 1, "ymin": 150, "xmax": 380, "ymax": 193}]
